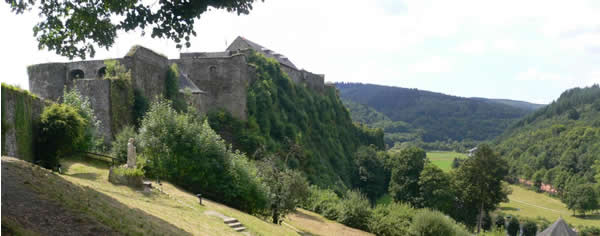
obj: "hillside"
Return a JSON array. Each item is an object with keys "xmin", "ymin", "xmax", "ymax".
[
  {"xmin": 207, "ymin": 54, "xmax": 383, "ymax": 191},
  {"xmin": 1, "ymin": 155, "xmax": 371, "ymax": 236},
  {"xmin": 335, "ymin": 83, "xmax": 534, "ymax": 147},
  {"xmin": 495, "ymin": 85, "xmax": 600, "ymax": 187},
  {"xmin": 471, "ymin": 98, "xmax": 545, "ymax": 111}
]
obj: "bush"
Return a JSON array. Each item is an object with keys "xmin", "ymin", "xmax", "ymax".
[
  {"xmin": 138, "ymin": 99, "xmax": 268, "ymax": 214},
  {"xmin": 579, "ymin": 225, "xmax": 600, "ymax": 236},
  {"xmin": 303, "ymin": 186, "xmax": 342, "ymax": 220},
  {"xmin": 108, "ymin": 166, "xmax": 144, "ymax": 188},
  {"xmin": 521, "ymin": 220, "xmax": 538, "ymax": 236},
  {"xmin": 507, "ymin": 216, "xmax": 520, "ymax": 236},
  {"xmin": 337, "ymin": 190, "xmax": 372, "ymax": 231},
  {"xmin": 37, "ymin": 103, "xmax": 86, "ymax": 168},
  {"xmin": 494, "ymin": 215, "xmax": 505, "ymax": 229},
  {"xmin": 110, "ymin": 126, "xmax": 138, "ymax": 164},
  {"xmin": 482, "ymin": 212, "xmax": 492, "ymax": 231},
  {"xmin": 409, "ymin": 209, "xmax": 471, "ymax": 236},
  {"xmin": 368, "ymin": 202, "xmax": 415, "ymax": 236}
]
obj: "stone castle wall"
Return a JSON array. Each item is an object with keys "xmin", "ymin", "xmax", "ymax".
[
  {"xmin": 1, "ymin": 86, "xmax": 47, "ymax": 162},
  {"xmin": 173, "ymin": 53, "xmax": 251, "ymax": 120},
  {"xmin": 27, "ymin": 45, "xmax": 327, "ymax": 128},
  {"xmin": 73, "ymin": 79, "xmax": 112, "ymax": 142},
  {"xmin": 124, "ymin": 46, "xmax": 169, "ymax": 101}
]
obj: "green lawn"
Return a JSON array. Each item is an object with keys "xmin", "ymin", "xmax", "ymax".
[
  {"xmin": 426, "ymin": 151, "xmax": 467, "ymax": 172},
  {"xmin": 499, "ymin": 184, "xmax": 600, "ymax": 228}
]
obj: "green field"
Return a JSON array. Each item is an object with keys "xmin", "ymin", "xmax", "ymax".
[
  {"xmin": 426, "ymin": 151, "xmax": 467, "ymax": 171},
  {"xmin": 499, "ymin": 185, "xmax": 600, "ymax": 228}
]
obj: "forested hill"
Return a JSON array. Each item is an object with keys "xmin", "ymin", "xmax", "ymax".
[
  {"xmin": 335, "ymin": 82, "xmax": 536, "ymax": 147},
  {"xmin": 495, "ymin": 85, "xmax": 600, "ymax": 188},
  {"xmin": 471, "ymin": 97, "xmax": 545, "ymax": 111}
]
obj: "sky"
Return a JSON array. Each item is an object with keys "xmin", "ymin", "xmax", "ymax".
[{"xmin": 1, "ymin": 0, "xmax": 600, "ymax": 104}]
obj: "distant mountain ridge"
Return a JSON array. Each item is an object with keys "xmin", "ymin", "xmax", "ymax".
[
  {"xmin": 471, "ymin": 97, "xmax": 545, "ymax": 111},
  {"xmin": 334, "ymin": 82, "xmax": 538, "ymax": 147}
]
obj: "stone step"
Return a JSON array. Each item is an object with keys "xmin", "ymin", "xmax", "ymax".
[
  {"xmin": 224, "ymin": 218, "xmax": 238, "ymax": 224},
  {"xmin": 228, "ymin": 222, "xmax": 243, "ymax": 228},
  {"xmin": 233, "ymin": 226, "xmax": 246, "ymax": 232}
]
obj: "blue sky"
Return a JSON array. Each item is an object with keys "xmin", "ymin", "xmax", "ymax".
[{"xmin": 1, "ymin": 0, "xmax": 599, "ymax": 104}]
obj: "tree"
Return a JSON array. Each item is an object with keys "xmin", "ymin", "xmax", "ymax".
[
  {"xmin": 506, "ymin": 217, "xmax": 520, "ymax": 236},
  {"xmin": 258, "ymin": 156, "xmax": 309, "ymax": 224},
  {"xmin": 453, "ymin": 144, "xmax": 509, "ymax": 233},
  {"xmin": 451, "ymin": 157, "xmax": 463, "ymax": 169},
  {"xmin": 563, "ymin": 183, "xmax": 599, "ymax": 216},
  {"xmin": 63, "ymin": 88, "xmax": 104, "ymax": 152},
  {"xmin": 37, "ymin": 103, "xmax": 87, "ymax": 168},
  {"xmin": 521, "ymin": 220, "xmax": 538, "ymax": 236},
  {"xmin": 387, "ymin": 146, "xmax": 426, "ymax": 206},
  {"xmin": 418, "ymin": 163, "xmax": 454, "ymax": 214},
  {"xmin": 532, "ymin": 169, "xmax": 546, "ymax": 191},
  {"xmin": 6, "ymin": 0, "xmax": 260, "ymax": 59},
  {"xmin": 353, "ymin": 145, "xmax": 388, "ymax": 202}
]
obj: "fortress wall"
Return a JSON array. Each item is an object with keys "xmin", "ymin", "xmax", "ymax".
[
  {"xmin": 174, "ymin": 54, "xmax": 250, "ymax": 120},
  {"xmin": 1, "ymin": 86, "xmax": 47, "ymax": 162},
  {"xmin": 73, "ymin": 79, "xmax": 112, "ymax": 142},
  {"xmin": 301, "ymin": 70, "xmax": 325, "ymax": 92},
  {"xmin": 65, "ymin": 60, "xmax": 112, "ymax": 79},
  {"xmin": 125, "ymin": 47, "xmax": 169, "ymax": 102},
  {"xmin": 281, "ymin": 65, "xmax": 303, "ymax": 85},
  {"xmin": 27, "ymin": 63, "xmax": 66, "ymax": 102},
  {"xmin": 279, "ymin": 64, "xmax": 325, "ymax": 93}
]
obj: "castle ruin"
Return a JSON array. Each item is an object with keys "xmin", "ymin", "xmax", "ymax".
[{"xmin": 27, "ymin": 36, "xmax": 331, "ymax": 142}]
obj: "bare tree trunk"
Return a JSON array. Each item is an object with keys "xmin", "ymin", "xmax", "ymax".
[{"xmin": 477, "ymin": 202, "xmax": 484, "ymax": 234}]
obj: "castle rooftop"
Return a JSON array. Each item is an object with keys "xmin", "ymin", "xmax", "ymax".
[{"xmin": 226, "ymin": 36, "xmax": 297, "ymax": 69}]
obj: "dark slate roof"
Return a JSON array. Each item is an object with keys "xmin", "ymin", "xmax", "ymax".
[
  {"xmin": 226, "ymin": 36, "xmax": 297, "ymax": 69},
  {"xmin": 178, "ymin": 73, "xmax": 205, "ymax": 94},
  {"xmin": 538, "ymin": 218, "xmax": 578, "ymax": 236}
]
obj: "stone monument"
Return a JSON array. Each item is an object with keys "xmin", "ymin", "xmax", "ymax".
[{"xmin": 127, "ymin": 138, "xmax": 136, "ymax": 168}]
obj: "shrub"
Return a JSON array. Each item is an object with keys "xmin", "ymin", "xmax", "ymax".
[
  {"xmin": 507, "ymin": 216, "xmax": 520, "ymax": 236},
  {"xmin": 482, "ymin": 212, "xmax": 492, "ymax": 231},
  {"xmin": 521, "ymin": 220, "xmax": 538, "ymax": 236},
  {"xmin": 138, "ymin": 99, "xmax": 268, "ymax": 214},
  {"xmin": 37, "ymin": 103, "xmax": 86, "ymax": 168},
  {"xmin": 303, "ymin": 186, "xmax": 342, "ymax": 220},
  {"xmin": 108, "ymin": 166, "xmax": 144, "ymax": 188},
  {"xmin": 110, "ymin": 126, "xmax": 138, "ymax": 164},
  {"xmin": 337, "ymin": 190, "xmax": 372, "ymax": 231},
  {"xmin": 494, "ymin": 215, "xmax": 505, "ymax": 229},
  {"xmin": 368, "ymin": 202, "xmax": 415, "ymax": 236},
  {"xmin": 579, "ymin": 225, "xmax": 600, "ymax": 236},
  {"xmin": 409, "ymin": 208, "xmax": 471, "ymax": 236}
]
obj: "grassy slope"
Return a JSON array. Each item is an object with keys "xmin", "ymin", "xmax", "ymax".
[
  {"xmin": 285, "ymin": 209, "xmax": 373, "ymax": 236},
  {"xmin": 499, "ymin": 185, "xmax": 600, "ymax": 228},
  {"xmin": 3, "ymin": 155, "xmax": 371, "ymax": 236},
  {"xmin": 60, "ymin": 155, "xmax": 297, "ymax": 236},
  {"xmin": 426, "ymin": 151, "xmax": 467, "ymax": 172}
]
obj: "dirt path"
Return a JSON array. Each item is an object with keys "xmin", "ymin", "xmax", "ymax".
[{"xmin": 1, "ymin": 156, "xmax": 118, "ymax": 236}]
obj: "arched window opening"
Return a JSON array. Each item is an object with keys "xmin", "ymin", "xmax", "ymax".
[
  {"xmin": 69, "ymin": 69, "xmax": 85, "ymax": 80},
  {"xmin": 97, "ymin": 67, "xmax": 106, "ymax": 78},
  {"xmin": 209, "ymin": 65, "xmax": 217, "ymax": 74}
]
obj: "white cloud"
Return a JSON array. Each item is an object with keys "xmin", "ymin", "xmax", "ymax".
[
  {"xmin": 455, "ymin": 40, "xmax": 487, "ymax": 54},
  {"xmin": 516, "ymin": 68, "xmax": 571, "ymax": 82},
  {"xmin": 412, "ymin": 56, "xmax": 452, "ymax": 73}
]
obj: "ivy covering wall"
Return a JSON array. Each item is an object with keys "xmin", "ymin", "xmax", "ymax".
[
  {"xmin": 1, "ymin": 83, "xmax": 45, "ymax": 162},
  {"xmin": 104, "ymin": 60, "xmax": 134, "ymax": 137},
  {"xmin": 208, "ymin": 52, "xmax": 384, "ymax": 192}
]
